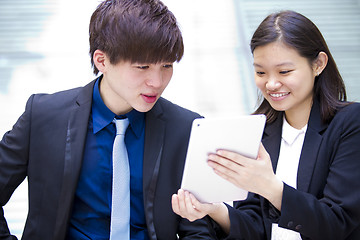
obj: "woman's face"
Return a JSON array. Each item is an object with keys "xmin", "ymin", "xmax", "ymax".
[{"xmin": 253, "ymin": 41, "xmax": 317, "ymax": 116}]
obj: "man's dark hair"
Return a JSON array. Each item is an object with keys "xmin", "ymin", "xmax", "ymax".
[{"xmin": 89, "ymin": 0, "xmax": 184, "ymax": 75}]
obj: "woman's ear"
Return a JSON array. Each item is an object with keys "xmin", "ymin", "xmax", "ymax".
[
  {"xmin": 313, "ymin": 51, "xmax": 328, "ymax": 76},
  {"xmin": 93, "ymin": 50, "xmax": 107, "ymax": 73}
]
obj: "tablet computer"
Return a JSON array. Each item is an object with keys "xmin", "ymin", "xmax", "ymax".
[{"xmin": 180, "ymin": 114, "xmax": 266, "ymax": 203}]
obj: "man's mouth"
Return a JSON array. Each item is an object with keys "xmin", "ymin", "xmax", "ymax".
[{"xmin": 142, "ymin": 94, "xmax": 157, "ymax": 103}]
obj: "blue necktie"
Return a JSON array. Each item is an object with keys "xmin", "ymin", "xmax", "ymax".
[{"xmin": 110, "ymin": 118, "xmax": 130, "ymax": 240}]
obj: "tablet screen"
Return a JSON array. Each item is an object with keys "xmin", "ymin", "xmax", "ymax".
[{"xmin": 180, "ymin": 114, "xmax": 266, "ymax": 203}]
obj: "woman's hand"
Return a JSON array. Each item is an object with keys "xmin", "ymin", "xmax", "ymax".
[{"xmin": 207, "ymin": 143, "xmax": 283, "ymax": 210}]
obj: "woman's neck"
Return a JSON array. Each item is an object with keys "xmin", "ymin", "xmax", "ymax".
[{"xmin": 284, "ymin": 104, "xmax": 312, "ymax": 129}]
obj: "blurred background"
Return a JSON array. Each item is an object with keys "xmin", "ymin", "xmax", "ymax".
[{"xmin": 1, "ymin": 0, "xmax": 359, "ymax": 238}]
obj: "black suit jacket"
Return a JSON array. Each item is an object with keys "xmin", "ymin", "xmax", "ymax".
[
  {"xmin": 222, "ymin": 101, "xmax": 360, "ymax": 240},
  {"xmin": 0, "ymin": 80, "xmax": 214, "ymax": 240}
]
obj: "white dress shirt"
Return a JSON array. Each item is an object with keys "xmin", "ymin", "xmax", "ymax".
[{"xmin": 271, "ymin": 117, "xmax": 307, "ymax": 240}]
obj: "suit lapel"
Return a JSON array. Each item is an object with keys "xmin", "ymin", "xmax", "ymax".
[
  {"xmin": 262, "ymin": 101, "xmax": 327, "ymax": 193},
  {"xmin": 261, "ymin": 102, "xmax": 327, "ymax": 240},
  {"xmin": 262, "ymin": 114, "xmax": 283, "ymax": 172},
  {"xmin": 53, "ymin": 80, "xmax": 95, "ymax": 239},
  {"xmin": 143, "ymin": 100, "xmax": 165, "ymax": 240},
  {"xmin": 297, "ymin": 101, "xmax": 327, "ymax": 192}
]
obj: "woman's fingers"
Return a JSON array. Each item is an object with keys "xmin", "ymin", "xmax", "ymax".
[{"xmin": 257, "ymin": 142, "xmax": 270, "ymax": 159}]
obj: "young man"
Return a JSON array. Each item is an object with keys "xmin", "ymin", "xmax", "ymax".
[{"xmin": 0, "ymin": 0, "xmax": 214, "ymax": 239}]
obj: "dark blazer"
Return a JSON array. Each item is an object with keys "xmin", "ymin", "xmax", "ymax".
[
  {"xmin": 223, "ymin": 101, "xmax": 360, "ymax": 240},
  {"xmin": 0, "ymin": 80, "xmax": 213, "ymax": 240}
]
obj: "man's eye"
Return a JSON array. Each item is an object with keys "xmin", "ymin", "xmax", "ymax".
[
  {"xmin": 163, "ymin": 64, "xmax": 173, "ymax": 69},
  {"xmin": 137, "ymin": 65, "xmax": 149, "ymax": 70}
]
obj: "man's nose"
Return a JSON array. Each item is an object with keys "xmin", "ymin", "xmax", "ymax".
[{"xmin": 146, "ymin": 70, "xmax": 162, "ymax": 88}]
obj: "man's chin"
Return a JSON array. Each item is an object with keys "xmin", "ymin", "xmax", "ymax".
[{"xmin": 134, "ymin": 102, "xmax": 157, "ymax": 113}]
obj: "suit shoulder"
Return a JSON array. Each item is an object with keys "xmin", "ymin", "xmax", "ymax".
[
  {"xmin": 24, "ymin": 83, "xmax": 92, "ymax": 118},
  {"xmin": 336, "ymin": 102, "xmax": 360, "ymax": 119},
  {"xmin": 331, "ymin": 102, "xmax": 360, "ymax": 131},
  {"xmin": 31, "ymin": 86, "xmax": 82, "ymax": 105},
  {"xmin": 29, "ymin": 79, "xmax": 95, "ymax": 109}
]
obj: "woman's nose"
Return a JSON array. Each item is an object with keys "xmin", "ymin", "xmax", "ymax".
[{"xmin": 266, "ymin": 78, "xmax": 281, "ymax": 91}]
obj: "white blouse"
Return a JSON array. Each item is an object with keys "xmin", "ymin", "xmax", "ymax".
[{"xmin": 271, "ymin": 117, "xmax": 307, "ymax": 240}]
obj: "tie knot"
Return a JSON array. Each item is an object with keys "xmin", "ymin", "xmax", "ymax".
[{"xmin": 113, "ymin": 118, "xmax": 129, "ymax": 135}]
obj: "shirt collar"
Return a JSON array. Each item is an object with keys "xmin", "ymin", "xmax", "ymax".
[
  {"xmin": 121, "ymin": 109, "xmax": 145, "ymax": 138},
  {"xmin": 282, "ymin": 116, "xmax": 307, "ymax": 146},
  {"xmin": 92, "ymin": 77, "xmax": 145, "ymax": 137}
]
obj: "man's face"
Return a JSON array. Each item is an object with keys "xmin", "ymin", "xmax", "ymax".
[{"xmin": 99, "ymin": 59, "xmax": 174, "ymax": 115}]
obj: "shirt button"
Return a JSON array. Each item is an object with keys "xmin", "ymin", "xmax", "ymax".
[{"xmin": 287, "ymin": 221, "xmax": 294, "ymax": 227}]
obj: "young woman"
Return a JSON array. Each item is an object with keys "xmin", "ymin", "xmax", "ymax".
[{"xmin": 172, "ymin": 10, "xmax": 360, "ymax": 239}]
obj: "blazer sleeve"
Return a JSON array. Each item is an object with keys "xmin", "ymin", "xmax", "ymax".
[
  {"xmin": 0, "ymin": 95, "xmax": 34, "ymax": 239},
  {"xmin": 177, "ymin": 217, "xmax": 218, "ymax": 240},
  {"xmin": 278, "ymin": 104, "xmax": 360, "ymax": 239},
  {"xmin": 207, "ymin": 193, "xmax": 265, "ymax": 240}
]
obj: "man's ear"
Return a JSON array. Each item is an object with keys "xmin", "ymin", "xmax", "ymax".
[
  {"xmin": 93, "ymin": 50, "xmax": 107, "ymax": 73},
  {"xmin": 313, "ymin": 51, "xmax": 328, "ymax": 76}
]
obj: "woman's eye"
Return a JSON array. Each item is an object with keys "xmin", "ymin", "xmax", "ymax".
[
  {"xmin": 280, "ymin": 70, "xmax": 292, "ymax": 74},
  {"xmin": 256, "ymin": 71, "xmax": 265, "ymax": 75}
]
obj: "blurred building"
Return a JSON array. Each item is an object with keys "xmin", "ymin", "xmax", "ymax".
[{"xmin": 1, "ymin": 0, "xmax": 359, "ymax": 238}]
